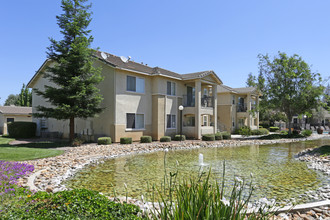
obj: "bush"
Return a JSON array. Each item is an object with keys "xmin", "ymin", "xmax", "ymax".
[
  {"xmin": 3, "ymin": 189, "xmax": 145, "ymax": 219},
  {"xmin": 120, "ymin": 137, "xmax": 132, "ymax": 144},
  {"xmin": 238, "ymin": 126, "xmax": 251, "ymax": 136},
  {"xmin": 140, "ymin": 136, "xmax": 152, "ymax": 143},
  {"xmin": 269, "ymin": 127, "xmax": 280, "ymax": 132},
  {"xmin": 301, "ymin": 129, "xmax": 312, "ymax": 137},
  {"xmin": 292, "ymin": 129, "xmax": 301, "ymax": 135},
  {"xmin": 215, "ymin": 132, "xmax": 223, "ymax": 140},
  {"xmin": 202, "ymin": 134, "xmax": 215, "ymax": 141},
  {"xmin": 97, "ymin": 137, "xmax": 111, "ymax": 145},
  {"xmin": 174, "ymin": 135, "xmax": 186, "ymax": 141},
  {"xmin": 221, "ymin": 132, "xmax": 231, "ymax": 140},
  {"xmin": 280, "ymin": 130, "xmax": 288, "ymax": 135},
  {"xmin": 160, "ymin": 136, "xmax": 171, "ymax": 142},
  {"xmin": 259, "ymin": 128, "xmax": 270, "ymax": 135},
  {"xmin": 259, "ymin": 125, "xmax": 263, "ymax": 128},
  {"xmin": 7, "ymin": 122, "xmax": 36, "ymax": 138},
  {"xmin": 71, "ymin": 137, "xmax": 84, "ymax": 146},
  {"xmin": 251, "ymin": 129, "xmax": 263, "ymax": 135}
]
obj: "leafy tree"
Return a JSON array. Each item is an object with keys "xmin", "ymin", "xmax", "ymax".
[
  {"xmin": 258, "ymin": 52, "xmax": 324, "ymax": 134},
  {"xmin": 17, "ymin": 84, "xmax": 32, "ymax": 107},
  {"xmin": 34, "ymin": 0, "xmax": 103, "ymax": 141},
  {"xmin": 4, "ymin": 94, "xmax": 19, "ymax": 106},
  {"xmin": 246, "ymin": 73, "xmax": 256, "ymax": 87},
  {"xmin": 4, "ymin": 84, "xmax": 32, "ymax": 107},
  {"xmin": 323, "ymin": 84, "xmax": 330, "ymax": 108}
]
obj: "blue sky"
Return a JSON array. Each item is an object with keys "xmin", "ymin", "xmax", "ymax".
[{"xmin": 1, "ymin": 0, "xmax": 329, "ymax": 105}]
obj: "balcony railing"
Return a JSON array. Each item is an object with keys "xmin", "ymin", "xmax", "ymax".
[
  {"xmin": 237, "ymin": 104, "xmax": 247, "ymax": 112},
  {"xmin": 201, "ymin": 96, "xmax": 214, "ymax": 108}
]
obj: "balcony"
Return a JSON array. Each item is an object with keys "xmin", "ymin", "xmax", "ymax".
[
  {"xmin": 201, "ymin": 96, "xmax": 214, "ymax": 108},
  {"xmin": 237, "ymin": 104, "xmax": 247, "ymax": 112}
]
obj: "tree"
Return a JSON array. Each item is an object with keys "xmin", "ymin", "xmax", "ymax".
[
  {"xmin": 246, "ymin": 73, "xmax": 256, "ymax": 87},
  {"xmin": 17, "ymin": 84, "xmax": 32, "ymax": 107},
  {"xmin": 258, "ymin": 52, "xmax": 324, "ymax": 134},
  {"xmin": 34, "ymin": 0, "xmax": 103, "ymax": 141},
  {"xmin": 323, "ymin": 84, "xmax": 330, "ymax": 108},
  {"xmin": 4, "ymin": 84, "xmax": 32, "ymax": 107},
  {"xmin": 4, "ymin": 94, "xmax": 19, "ymax": 106}
]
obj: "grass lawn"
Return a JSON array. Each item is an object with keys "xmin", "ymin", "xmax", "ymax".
[
  {"xmin": 316, "ymin": 145, "xmax": 330, "ymax": 156},
  {"xmin": 0, "ymin": 137, "xmax": 65, "ymax": 161}
]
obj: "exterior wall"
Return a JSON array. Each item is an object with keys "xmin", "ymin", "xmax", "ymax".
[
  {"xmin": 0, "ymin": 114, "xmax": 32, "ymax": 135},
  {"xmin": 217, "ymin": 105, "xmax": 232, "ymax": 132}
]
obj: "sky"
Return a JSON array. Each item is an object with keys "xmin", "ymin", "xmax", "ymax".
[{"xmin": 1, "ymin": 0, "xmax": 329, "ymax": 105}]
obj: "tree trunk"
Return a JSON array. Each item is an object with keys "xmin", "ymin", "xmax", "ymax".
[{"xmin": 70, "ymin": 116, "xmax": 75, "ymax": 142}]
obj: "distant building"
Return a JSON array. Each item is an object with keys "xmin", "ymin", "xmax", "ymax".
[{"xmin": 0, "ymin": 106, "xmax": 32, "ymax": 135}]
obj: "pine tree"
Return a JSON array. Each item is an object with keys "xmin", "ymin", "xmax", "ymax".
[{"xmin": 34, "ymin": 0, "xmax": 103, "ymax": 141}]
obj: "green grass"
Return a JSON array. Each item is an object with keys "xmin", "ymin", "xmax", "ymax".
[{"xmin": 0, "ymin": 136, "xmax": 65, "ymax": 161}]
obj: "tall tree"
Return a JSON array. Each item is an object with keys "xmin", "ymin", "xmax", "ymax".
[
  {"xmin": 258, "ymin": 52, "xmax": 324, "ymax": 134},
  {"xmin": 246, "ymin": 73, "xmax": 256, "ymax": 87},
  {"xmin": 17, "ymin": 84, "xmax": 32, "ymax": 107},
  {"xmin": 34, "ymin": 0, "xmax": 103, "ymax": 141}
]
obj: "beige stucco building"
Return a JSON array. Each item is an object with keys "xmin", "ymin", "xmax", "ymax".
[
  {"xmin": 0, "ymin": 106, "xmax": 32, "ymax": 135},
  {"xmin": 217, "ymin": 85, "xmax": 260, "ymax": 132},
  {"xmin": 28, "ymin": 51, "xmax": 223, "ymax": 142}
]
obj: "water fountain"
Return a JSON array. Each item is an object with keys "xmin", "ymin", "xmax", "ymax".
[{"xmin": 199, "ymin": 153, "xmax": 204, "ymax": 166}]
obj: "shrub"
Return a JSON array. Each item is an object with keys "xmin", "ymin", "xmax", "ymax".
[
  {"xmin": 71, "ymin": 137, "xmax": 84, "ymax": 146},
  {"xmin": 280, "ymin": 130, "xmax": 288, "ymax": 135},
  {"xmin": 7, "ymin": 122, "xmax": 36, "ymax": 138},
  {"xmin": 174, "ymin": 135, "xmax": 186, "ymax": 141},
  {"xmin": 160, "ymin": 136, "xmax": 171, "ymax": 142},
  {"xmin": 3, "ymin": 189, "xmax": 145, "ymax": 219},
  {"xmin": 97, "ymin": 137, "xmax": 111, "ymax": 145},
  {"xmin": 292, "ymin": 129, "xmax": 301, "ymax": 135},
  {"xmin": 202, "ymin": 134, "xmax": 215, "ymax": 141},
  {"xmin": 259, "ymin": 125, "xmax": 263, "ymax": 128},
  {"xmin": 120, "ymin": 137, "xmax": 132, "ymax": 144},
  {"xmin": 301, "ymin": 129, "xmax": 312, "ymax": 137},
  {"xmin": 140, "ymin": 136, "xmax": 152, "ymax": 143},
  {"xmin": 221, "ymin": 132, "xmax": 231, "ymax": 140},
  {"xmin": 215, "ymin": 132, "xmax": 223, "ymax": 140},
  {"xmin": 251, "ymin": 129, "xmax": 263, "ymax": 135},
  {"xmin": 238, "ymin": 126, "xmax": 251, "ymax": 136},
  {"xmin": 259, "ymin": 128, "xmax": 270, "ymax": 135},
  {"xmin": 269, "ymin": 126, "xmax": 280, "ymax": 132}
]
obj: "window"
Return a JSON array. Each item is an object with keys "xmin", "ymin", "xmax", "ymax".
[
  {"xmin": 7, "ymin": 118, "xmax": 14, "ymax": 123},
  {"xmin": 127, "ymin": 76, "xmax": 145, "ymax": 93},
  {"xmin": 167, "ymin": 81, "xmax": 176, "ymax": 96},
  {"xmin": 232, "ymin": 95, "xmax": 235, "ymax": 105},
  {"xmin": 126, "ymin": 113, "xmax": 144, "ymax": 129},
  {"xmin": 184, "ymin": 115, "xmax": 195, "ymax": 127},
  {"xmin": 167, "ymin": 114, "xmax": 176, "ymax": 128},
  {"xmin": 203, "ymin": 115, "xmax": 208, "ymax": 126}
]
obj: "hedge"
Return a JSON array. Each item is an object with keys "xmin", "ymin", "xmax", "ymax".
[
  {"xmin": 301, "ymin": 129, "xmax": 312, "ymax": 137},
  {"xmin": 160, "ymin": 136, "xmax": 171, "ymax": 142},
  {"xmin": 7, "ymin": 122, "xmax": 36, "ymax": 138},
  {"xmin": 174, "ymin": 135, "xmax": 186, "ymax": 141},
  {"xmin": 269, "ymin": 127, "xmax": 280, "ymax": 132},
  {"xmin": 202, "ymin": 134, "xmax": 215, "ymax": 141},
  {"xmin": 120, "ymin": 137, "xmax": 132, "ymax": 144},
  {"xmin": 140, "ymin": 136, "xmax": 152, "ymax": 143},
  {"xmin": 220, "ymin": 132, "xmax": 231, "ymax": 140},
  {"xmin": 97, "ymin": 137, "xmax": 111, "ymax": 145},
  {"xmin": 215, "ymin": 132, "xmax": 223, "ymax": 140}
]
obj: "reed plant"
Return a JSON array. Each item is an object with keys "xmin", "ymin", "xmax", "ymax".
[{"xmin": 148, "ymin": 152, "xmax": 274, "ymax": 220}]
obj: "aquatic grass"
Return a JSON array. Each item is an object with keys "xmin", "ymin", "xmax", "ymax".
[{"xmin": 148, "ymin": 153, "xmax": 274, "ymax": 220}]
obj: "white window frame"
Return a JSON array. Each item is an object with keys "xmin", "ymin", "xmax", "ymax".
[
  {"xmin": 203, "ymin": 115, "xmax": 208, "ymax": 126},
  {"xmin": 126, "ymin": 113, "xmax": 145, "ymax": 130},
  {"xmin": 166, "ymin": 114, "xmax": 176, "ymax": 129},
  {"xmin": 167, "ymin": 81, "xmax": 176, "ymax": 96},
  {"xmin": 126, "ymin": 75, "xmax": 145, "ymax": 93}
]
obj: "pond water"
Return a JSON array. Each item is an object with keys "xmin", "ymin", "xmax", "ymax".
[{"xmin": 65, "ymin": 138, "xmax": 330, "ymax": 203}]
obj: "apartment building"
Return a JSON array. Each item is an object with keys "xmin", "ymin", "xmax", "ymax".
[
  {"xmin": 217, "ymin": 85, "xmax": 260, "ymax": 132},
  {"xmin": 28, "ymin": 51, "xmax": 222, "ymax": 141}
]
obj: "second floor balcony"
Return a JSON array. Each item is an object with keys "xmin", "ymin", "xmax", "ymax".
[
  {"xmin": 237, "ymin": 103, "xmax": 257, "ymax": 112},
  {"xmin": 183, "ymin": 95, "xmax": 214, "ymax": 108}
]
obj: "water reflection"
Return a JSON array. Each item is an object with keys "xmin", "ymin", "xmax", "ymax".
[{"xmin": 65, "ymin": 138, "xmax": 330, "ymax": 203}]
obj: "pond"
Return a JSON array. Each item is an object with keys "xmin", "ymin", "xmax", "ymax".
[{"xmin": 65, "ymin": 138, "xmax": 330, "ymax": 203}]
